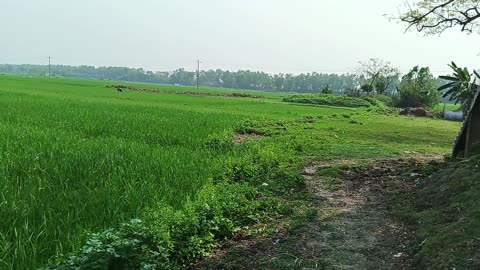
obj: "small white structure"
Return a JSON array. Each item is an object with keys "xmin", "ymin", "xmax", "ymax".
[{"xmin": 444, "ymin": 109, "xmax": 464, "ymax": 121}]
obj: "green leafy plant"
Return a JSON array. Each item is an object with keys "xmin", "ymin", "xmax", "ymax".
[
  {"xmin": 39, "ymin": 219, "xmax": 174, "ymax": 270},
  {"xmin": 438, "ymin": 62, "xmax": 480, "ymax": 114},
  {"xmin": 396, "ymin": 66, "xmax": 439, "ymax": 108}
]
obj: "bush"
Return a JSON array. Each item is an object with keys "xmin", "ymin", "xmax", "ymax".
[
  {"xmin": 321, "ymin": 85, "xmax": 333, "ymax": 94},
  {"xmin": 360, "ymin": 83, "xmax": 374, "ymax": 95},
  {"xmin": 372, "ymin": 95, "xmax": 394, "ymax": 107},
  {"xmin": 396, "ymin": 66, "xmax": 439, "ymax": 108},
  {"xmin": 214, "ymin": 142, "xmax": 303, "ymax": 194},
  {"xmin": 39, "ymin": 219, "xmax": 174, "ymax": 270}
]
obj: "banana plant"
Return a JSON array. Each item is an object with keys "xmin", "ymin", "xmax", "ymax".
[{"xmin": 438, "ymin": 62, "xmax": 480, "ymax": 114}]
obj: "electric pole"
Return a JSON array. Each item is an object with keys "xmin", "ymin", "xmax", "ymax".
[
  {"xmin": 196, "ymin": 60, "xmax": 201, "ymax": 91},
  {"xmin": 47, "ymin": 56, "xmax": 52, "ymax": 77}
]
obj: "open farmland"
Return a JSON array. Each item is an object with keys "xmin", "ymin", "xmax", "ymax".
[{"xmin": 0, "ymin": 75, "xmax": 461, "ymax": 269}]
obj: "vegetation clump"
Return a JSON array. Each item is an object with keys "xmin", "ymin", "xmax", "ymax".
[
  {"xmin": 438, "ymin": 62, "xmax": 480, "ymax": 114},
  {"xmin": 395, "ymin": 66, "xmax": 439, "ymax": 108},
  {"xmin": 40, "ymin": 182, "xmax": 277, "ymax": 270},
  {"xmin": 283, "ymin": 93, "xmax": 393, "ymax": 109},
  {"xmin": 283, "ymin": 94, "xmax": 373, "ymax": 108}
]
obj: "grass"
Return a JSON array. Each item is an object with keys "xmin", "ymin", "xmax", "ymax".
[
  {"xmin": 0, "ymin": 75, "xmax": 461, "ymax": 269},
  {"xmin": 414, "ymin": 157, "xmax": 480, "ymax": 269},
  {"xmin": 434, "ymin": 102, "xmax": 462, "ymax": 111}
]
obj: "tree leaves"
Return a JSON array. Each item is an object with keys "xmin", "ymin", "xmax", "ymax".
[{"xmin": 437, "ymin": 61, "xmax": 479, "ymax": 113}]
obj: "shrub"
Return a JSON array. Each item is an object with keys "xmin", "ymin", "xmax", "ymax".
[
  {"xmin": 373, "ymin": 95, "xmax": 394, "ymax": 107},
  {"xmin": 396, "ymin": 66, "xmax": 439, "ymax": 108},
  {"xmin": 360, "ymin": 83, "xmax": 374, "ymax": 95},
  {"xmin": 39, "ymin": 219, "xmax": 174, "ymax": 270},
  {"xmin": 321, "ymin": 85, "xmax": 333, "ymax": 94}
]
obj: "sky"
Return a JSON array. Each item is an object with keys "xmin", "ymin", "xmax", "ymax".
[{"xmin": 1, "ymin": 0, "xmax": 480, "ymax": 75}]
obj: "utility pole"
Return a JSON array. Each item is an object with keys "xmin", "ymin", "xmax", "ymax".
[
  {"xmin": 47, "ymin": 56, "xmax": 52, "ymax": 77},
  {"xmin": 196, "ymin": 59, "xmax": 201, "ymax": 91}
]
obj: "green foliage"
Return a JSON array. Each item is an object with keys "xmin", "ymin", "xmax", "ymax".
[
  {"xmin": 375, "ymin": 76, "xmax": 390, "ymax": 95},
  {"xmin": 283, "ymin": 94, "xmax": 373, "ymax": 108},
  {"xmin": 396, "ymin": 66, "xmax": 439, "ymax": 108},
  {"xmin": 40, "ymin": 219, "xmax": 173, "ymax": 270},
  {"xmin": 157, "ymin": 182, "xmax": 272, "ymax": 265},
  {"xmin": 0, "ymin": 64, "xmax": 360, "ymax": 93},
  {"xmin": 344, "ymin": 87, "xmax": 361, "ymax": 97},
  {"xmin": 373, "ymin": 94, "xmax": 394, "ymax": 107},
  {"xmin": 360, "ymin": 83, "xmax": 374, "ymax": 94},
  {"xmin": 438, "ymin": 61, "xmax": 480, "ymax": 113},
  {"xmin": 359, "ymin": 95, "xmax": 389, "ymax": 107},
  {"xmin": 41, "ymin": 182, "xmax": 276, "ymax": 269},
  {"xmin": 205, "ymin": 131, "xmax": 235, "ymax": 151},
  {"xmin": 321, "ymin": 85, "xmax": 333, "ymax": 94},
  {"xmin": 214, "ymin": 141, "xmax": 304, "ymax": 195},
  {"xmin": 283, "ymin": 94, "xmax": 392, "ymax": 109},
  {"xmin": 234, "ymin": 119, "xmax": 286, "ymax": 136}
]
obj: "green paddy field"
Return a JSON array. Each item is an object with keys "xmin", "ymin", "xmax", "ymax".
[{"xmin": 0, "ymin": 75, "xmax": 460, "ymax": 269}]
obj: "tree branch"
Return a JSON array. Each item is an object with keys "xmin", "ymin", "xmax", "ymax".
[{"xmin": 400, "ymin": 0, "xmax": 480, "ymax": 34}]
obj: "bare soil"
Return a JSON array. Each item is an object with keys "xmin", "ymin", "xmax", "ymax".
[
  {"xmin": 194, "ymin": 158, "xmax": 438, "ymax": 270},
  {"xmin": 234, "ymin": 133, "xmax": 264, "ymax": 144},
  {"xmin": 107, "ymin": 85, "xmax": 264, "ymax": 98}
]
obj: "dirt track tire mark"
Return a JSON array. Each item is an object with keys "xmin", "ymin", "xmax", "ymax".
[
  {"xmin": 300, "ymin": 159, "xmax": 419, "ymax": 270},
  {"xmin": 194, "ymin": 157, "xmax": 441, "ymax": 270}
]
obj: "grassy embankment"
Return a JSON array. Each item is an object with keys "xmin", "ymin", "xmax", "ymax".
[
  {"xmin": 412, "ymin": 157, "xmax": 480, "ymax": 269},
  {"xmin": 0, "ymin": 75, "xmax": 460, "ymax": 269}
]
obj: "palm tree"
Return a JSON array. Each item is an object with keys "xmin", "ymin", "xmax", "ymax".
[{"xmin": 438, "ymin": 62, "xmax": 480, "ymax": 114}]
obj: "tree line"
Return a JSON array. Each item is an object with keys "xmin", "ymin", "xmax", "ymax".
[
  {"xmin": 0, "ymin": 64, "xmax": 362, "ymax": 93},
  {"xmin": 0, "ymin": 63, "xmax": 455, "ymax": 103}
]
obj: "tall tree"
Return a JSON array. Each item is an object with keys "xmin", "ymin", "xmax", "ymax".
[
  {"xmin": 397, "ymin": 66, "xmax": 440, "ymax": 108},
  {"xmin": 356, "ymin": 58, "xmax": 400, "ymax": 95}
]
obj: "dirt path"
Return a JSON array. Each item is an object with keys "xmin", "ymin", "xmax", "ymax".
[
  {"xmin": 196, "ymin": 158, "xmax": 431, "ymax": 270},
  {"xmin": 299, "ymin": 159, "xmax": 416, "ymax": 270}
]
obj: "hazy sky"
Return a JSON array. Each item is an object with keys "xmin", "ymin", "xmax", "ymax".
[{"xmin": 1, "ymin": 0, "xmax": 480, "ymax": 75}]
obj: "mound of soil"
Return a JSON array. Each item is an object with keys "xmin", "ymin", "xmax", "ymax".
[
  {"xmin": 106, "ymin": 85, "xmax": 263, "ymax": 99},
  {"xmin": 399, "ymin": 107, "xmax": 428, "ymax": 117}
]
